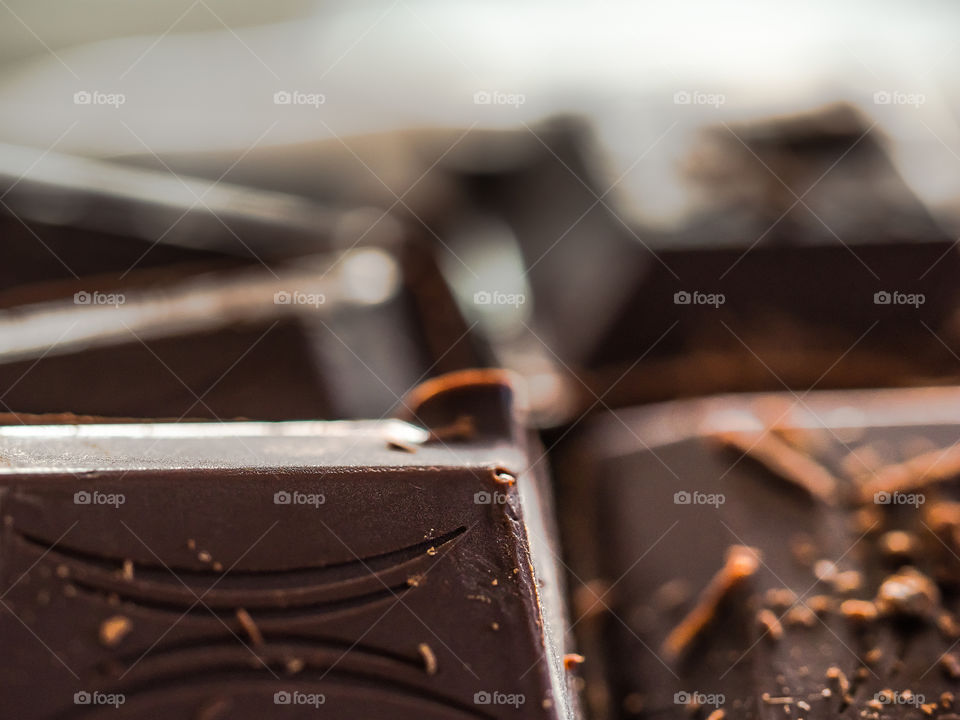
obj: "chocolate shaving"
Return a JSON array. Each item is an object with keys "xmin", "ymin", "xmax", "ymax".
[
  {"xmin": 941, "ymin": 653, "xmax": 960, "ymax": 679},
  {"xmin": 235, "ymin": 608, "xmax": 263, "ymax": 647},
  {"xmin": 661, "ymin": 545, "xmax": 760, "ymax": 663},
  {"xmin": 711, "ymin": 429, "xmax": 838, "ymax": 504},
  {"xmin": 757, "ymin": 608, "xmax": 784, "ymax": 640},
  {"xmin": 98, "ymin": 615, "xmax": 132, "ymax": 648},
  {"xmin": 858, "ymin": 445, "xmax": 960, "ymax": 500},
  {"xmin": 418, "ymin": 642, "xmax": 438, "ymax": 675}
]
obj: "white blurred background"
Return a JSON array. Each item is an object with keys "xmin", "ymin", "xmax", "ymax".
[{"xmin": 1, "ymin": 0, "xmax": 958, "ymax": 227}]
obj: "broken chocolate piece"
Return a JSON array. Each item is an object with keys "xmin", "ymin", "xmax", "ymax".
[
  {"xmin": 0, "ymin": 371, "xmax": 578, "ymax": 718},
  {"xmin": 560, "ymin": 386, "xmax": 960, "ymax": 719},
  {"xmin": 0, "ymin": 243, "xmax": 486, "ymax": 420}
]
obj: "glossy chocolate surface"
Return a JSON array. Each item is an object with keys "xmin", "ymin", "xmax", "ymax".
[
  {"xmin": 0, "ymin": 372, "xmax": 578, "ymax": 719},
  {"xmin": 561, "ymin": 387, "xmax": 960, "ymax": 719}
]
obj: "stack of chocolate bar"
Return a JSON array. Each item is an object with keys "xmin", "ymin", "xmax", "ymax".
[{"xmin": 4, "ymin": 102, "xmax": 960, "ymax": 719}]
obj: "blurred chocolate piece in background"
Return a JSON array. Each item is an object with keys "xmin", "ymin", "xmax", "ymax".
[
  {"xmin": 0, "ymin": 371, "xmax": 579, "ymax": 719},
  {"xmin": 559, "ymin": 387, "xmax": 960, "ymax": 719},
  {"xmin": 0, "ymin": 142, "xmax": 365, "ymax": 291},
  {"xmin": 582, "ymin": 239, "xmax": 960, "ymax": 408},
  {"xmin": 0, "ymin": 151, "xmax": 488, "ymax": 419},
  {"xmin": 0, "ymin": 244, "xmax": 486, "ymax": 420},
  {"xmin": 681, "ymin": 104, "xmax": 949, "ymax": 247},
  {"xmin": 559, "ymin": 106, "xmax": 960, "ymax": 416}
]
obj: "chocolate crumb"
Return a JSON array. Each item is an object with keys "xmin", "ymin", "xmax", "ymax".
[
  {"xmin": 878, "ymin": 530, "xmax": 920, "ymax": 560},
  {"xmin": 661, "ymin": 545, "xmax": 760, "ymax": 663},
  {"xmin": 418, "ymin": 642, "xmax": 437, "ymax": 675},
  {"xmin": 826, "ymin": 666, "xmax": 851, "ymax": 702},
  {"xmin": 840, "ymin": 599, "xmax": 878, "ymax": 624},
  {"xmin": 121, "ymin": 559, "xmax": 134, "ymax": 581},
  {"xmin": 784, "ymin": 605, "xmax": 817, "ymax": 628},
  {"xmin": 813, "ymin": 560, "xmax": 837, "ymax": 581},
  {"xmin": 938, "ymin": 612, "xmax": 960, "ymax": 640},
  {"xmin": 285, "ymin": 657, "xmax": 305, "ymax": 674},
  {"xmin": 98, "ymin": 615, "xmax": 132, "ymax": 647},
  {"xmin": 832, "ymin": 570, "xmax": 862, "ymax": 594},
  {"xmin": 757, "ymin": 608, "xmax": 784, "ymax": 640},
  {"xmin": 941, "ymin": 653, "xmax": 960, "ymax": 678},
  {"xmin": 765, "ymin": 588, "xmax": 798, "ymax": 610},
  {"xmin": 807, "ymin": 595, "xmax": 834, "ymax": 615},
  {"xmin": 875, "ymin": 567, "xmax": 940, "ymax": 618},
  {"xmin": 235, "ymin": 608, "xmax": 263, "ymax": 646}
]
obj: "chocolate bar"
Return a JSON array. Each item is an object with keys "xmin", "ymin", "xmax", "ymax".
[
  {"xmin": 0, "ymin": 142, "xmax": 388, "ymax": 292},
  {"xmin": 580, "ymin": 239, "xmax": 960, "ymax": 410},
  {"xmin": 559, "ymin": 386, "xmax": 960, "ymax": 719},
  {"xmin": 0, "ymin": 241, "xmax": 486, "ymax": 420},
  {"xmin": 0, "ymin": 370, "xmax": 580, "ymax": 718},
  {"xmin": 681, "ymin": 103, "xmax": 949, "ymax": 248}
]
